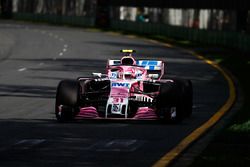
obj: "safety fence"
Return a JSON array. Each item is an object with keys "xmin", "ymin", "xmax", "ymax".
[
  {"xmin": 12, "ymin": 13, "xmax": 95, "ymax": 27},
  {"xmin": 111, "ymin": 20, "xmax": 250, "ymax": 52}
]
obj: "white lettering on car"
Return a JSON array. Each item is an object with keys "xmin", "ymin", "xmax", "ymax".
[{"xmin": 112, "ymin": 83, "xmax": 130, "ymax": 87}]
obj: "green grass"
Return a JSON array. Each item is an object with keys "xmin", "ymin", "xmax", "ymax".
[{"xmin": 230, "ymin": 120, "xmax": 250, "ymax": 132}]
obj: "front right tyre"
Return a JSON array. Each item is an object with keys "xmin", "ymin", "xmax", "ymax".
[
  {"xmin": 156, "ymin": 80, "xmax": 186, "ymax": 123},
  {"xmin": 55, "ymin": 80, "xmax": 80, "ymax": 122}
]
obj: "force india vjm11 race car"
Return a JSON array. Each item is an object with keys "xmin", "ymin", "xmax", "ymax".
[{"xmin": 55, "ymin": 50, "xmax": 193, "ymax": 122}]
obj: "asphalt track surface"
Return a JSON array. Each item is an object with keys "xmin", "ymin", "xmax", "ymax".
[{"xmin": 0, "ymin": 21, "xmax": 228, "ymax": 167}]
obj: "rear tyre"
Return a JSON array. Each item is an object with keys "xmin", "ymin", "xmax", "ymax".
[
  {"xmin": 157, "ymin": 80, "xmax": 185, "ymax": 123},
  {"xmin": 55, "ymin": 80, "xmax": 80, "ymax": 122},
  {"xmin": 167, "ymin": 78, "xmax": 193, "ymax": 117}
]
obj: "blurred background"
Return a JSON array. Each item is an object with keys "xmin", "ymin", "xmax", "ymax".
[
  {"xmin": 1, "ymin": 0, "xmax": 250, "ymax": 51},
  {"xmin": 1, "ymin": 0, "xmax": 250, "ymax": 31}
]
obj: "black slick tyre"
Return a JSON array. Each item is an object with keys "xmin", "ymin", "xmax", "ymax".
[
  {"xmin": 55, "ymin": 80, "xmax": 80, "ymax": 122},
  {"xmin": 157, "ymin": 80, "xmax": 185, "ymax": 123}
]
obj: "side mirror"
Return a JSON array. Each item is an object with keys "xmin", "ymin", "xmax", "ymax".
[
  {"xmin": 148, "ymin": 74, "xmax": 159, "ymax": 79},
  {"xmin": 92, "ymin": 73, "xmax": 102, "ymax": 78}
]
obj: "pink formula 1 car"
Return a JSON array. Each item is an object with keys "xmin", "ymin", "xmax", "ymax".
[{"xmin": 55, "ymin": 50, "xmax": 192, "ymax": 122}]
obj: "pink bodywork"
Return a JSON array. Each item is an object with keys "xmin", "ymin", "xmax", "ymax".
[
  {"xmin": 75, "ymin": 58, "xmax": 164, "ymax": 120},
  {"xmin": 76, "ymin": 106, "xmax": 157, "ymax": 120},
  {"xmin": 75, "ymin": 107, "xmax": 99, "ymax": 119}
]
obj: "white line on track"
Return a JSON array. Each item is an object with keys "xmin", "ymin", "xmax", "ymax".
[
  {"xmin": 8, "ymin": 26, "xmax": 70, "ymax": 68},
  {"xmin": 18, "ymin": 68, "xmax": 27, "ymax": 72},
  {"xmin": 21, "ymin": 27, "xmax": 69, "ymax": 62}
]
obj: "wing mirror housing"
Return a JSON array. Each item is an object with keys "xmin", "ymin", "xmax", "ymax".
[
  {"xmin": 92, "ymin": 73, "xmax": 107, "ymax": 78},
  {"xmin": 148, "ymin": 74, "xmax": 159, "ymax": 79}
]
